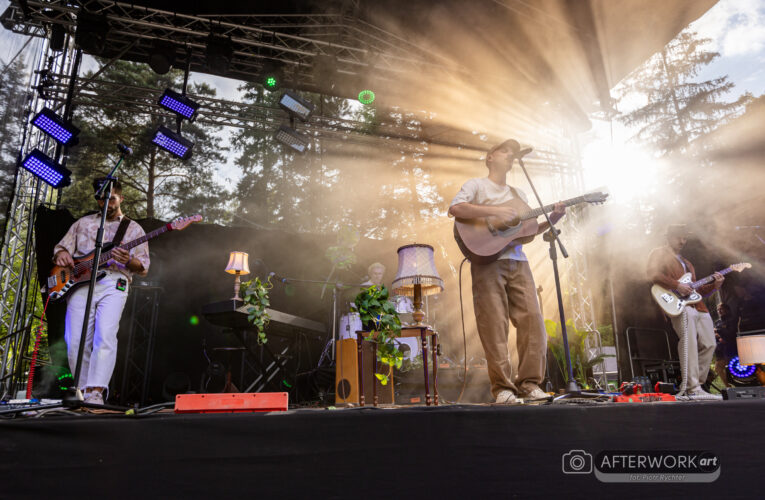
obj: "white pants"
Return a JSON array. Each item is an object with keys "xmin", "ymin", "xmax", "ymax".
[
  {"xmin": 64, "ymin": 271, "xmax": 129, "ymax": 392},
  {"xmin": 670, "ymin": 307, "xmax": 716, "ymax": 392}
]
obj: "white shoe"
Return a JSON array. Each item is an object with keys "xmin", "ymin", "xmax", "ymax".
[
  {"xmin": 495, "ymin": 390, "xmax": 518, "ymax": 404},
  {"xmin": 686, "ymin": 388, "xmax": 722, "ymax": 401},
  {"xmin": 85, "ymin": 392, "xmax": 104, "ymax": 405},
  {"xmin": 523, "ymin": 387, "xmax": 550, "ymax": 400}
]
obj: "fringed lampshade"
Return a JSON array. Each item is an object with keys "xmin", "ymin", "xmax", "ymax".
[
  {"xmin": 225, "ymin": 251, "xmax": 250, "ymax": 300},
  {"xmin": 391, "ymin": 244, "xmax": 444, "ymax": 325}
]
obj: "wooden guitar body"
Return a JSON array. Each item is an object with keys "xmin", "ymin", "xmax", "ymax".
[{"xmin": 453, "ymin": 198, "xmax": 538, "ymax": 264}]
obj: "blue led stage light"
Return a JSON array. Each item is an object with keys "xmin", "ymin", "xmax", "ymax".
[
  {"xmin": 278, "ymin": 91, "xmax": 315, "ymax": 122},
  {"xmin": 151, "ymin": 125, "xmax": 194, "ymax": 160},
  {"xmin": 728, "ymin": 356, "xmax": 757, "ymax": 378},
  {"xmin": 21, "ymin": 149, "xmax": 72, "ymax": 188},
  {"xmin": 158, "ymin": 88, "xmax": 199, "ymax": 121},
  {"xmin": 31, "ymin": 107, "xmax": 80, "ymax": 146},
  {"xmin": 274, "ymin": 125, "xmax": 309, "ymax": 154}
]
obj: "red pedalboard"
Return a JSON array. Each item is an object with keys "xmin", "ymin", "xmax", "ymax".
[
  {"xmin": 174, "ymin": 392, "xmax": 289, "ymax": 413},
  {"xmin": 613, "ymin": 392, "xmax": 676, "ymax": 403}
]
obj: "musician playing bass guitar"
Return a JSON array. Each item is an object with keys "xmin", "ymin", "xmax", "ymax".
[
  {"xmin": 647, "ymin": 224, "xmax": 723, "ymax": 400},
  {"xmin": 52, "ymin": 178, "xmax": 150, "ymax": 405},
  {"xmin": 448, "ymin": 138, "xmax": 565, "ymax": 404}
]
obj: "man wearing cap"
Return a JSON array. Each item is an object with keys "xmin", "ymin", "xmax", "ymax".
[
  {"xmin": 647, "ymin": 224, "xmax": 723, "ymax": 399},
  {"xmin": 448, "ymin": 139, "xmax": 565, "ymax": 404}
]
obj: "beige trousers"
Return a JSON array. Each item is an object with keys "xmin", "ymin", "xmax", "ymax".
[
  {"xmin": 471, "ymin": 259, "xmax": 547, "ymax": 397},
  {"xmin": 669, "ymin": 307, "xmax": 716, "ymax": 393}
]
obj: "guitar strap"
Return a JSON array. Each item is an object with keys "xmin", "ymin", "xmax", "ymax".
[
  {"xmin": 111, "ymin": 217, "xmax": 131, "ymax": 247},
  {"xmin": 508, "ymin": 186, "xmax": 520, "ymax": 200}
]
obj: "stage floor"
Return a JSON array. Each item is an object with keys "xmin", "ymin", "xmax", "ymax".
[{"xmin": 2, "ymin": 399, "xmax": 764, "ymax": 498}]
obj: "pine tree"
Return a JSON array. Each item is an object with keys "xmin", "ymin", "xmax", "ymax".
[
  {"xmin": 617, "ymin": 30, "xmax": 751, "ymax": 157},
  {"xmin": 0, "ymin": 58, "xmax": 29, "ymax": 225}
]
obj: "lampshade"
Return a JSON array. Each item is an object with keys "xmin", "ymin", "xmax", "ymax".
[
  {"xmin": 225, "ymin": 251, "xmax": 250, "ymax": 275},
  {"xmin": 738, "ymin": 334, "xmax": 765, "ymax": 364},
  {"xmin": 391, "ymin": 244, "xmax": 444, "ymax": 296}
]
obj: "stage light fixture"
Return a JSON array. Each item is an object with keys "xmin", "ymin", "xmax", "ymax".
[
  {"xmin": 728, "ymin": 356, "xmax": 757, "ymax": 379},
  {"xmin": 148, "ymin": 40, "xmax": 177, "ymax": 75},
  {"xmin": 206, "ymin": 35, "xmax": 233, "ymax": 74},
  {"xmin": 158, "ymin": 88, "xmax": 199, "ymax": 121},
  {"xmin": 75, "ymin": 12, "xmax": 109, "ymax": 55},
  {"xmin": 274, "ymin": 125, "xmax": 309, "ymax": 154},
  {"xmin": 31, "ymin": 107, "xmax": 80, "ymax": 146},
  {"xmin": 358, "ymin": 89, "xmax": 376, "ymax": 105},
  {"xmin": 21, "ymin": 149, "xmax": 72, "ymax": 188},
  {"xmin": 259, "ymin": 61, "xmax": 284, "ymax": 91},
  {"xmin": 152, "ymin": 125, "xmax": 194, "ymax": 160},
  {"xmin": 278, "ymin": 91, "xmax": 315, "ymax": 122}
]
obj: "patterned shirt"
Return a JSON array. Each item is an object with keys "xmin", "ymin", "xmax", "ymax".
[{"xmin": 54, "ymin": 214, "xmax": 150, "ymax": 282}]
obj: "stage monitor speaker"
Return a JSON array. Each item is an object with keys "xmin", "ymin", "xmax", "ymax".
[
  {"xmin": 335, "ymin": 338, "xmax": 394, "ymax": 405},
  {"xmin": 722, "ymin": 386, "xmax": 765, "ymax": 400}
]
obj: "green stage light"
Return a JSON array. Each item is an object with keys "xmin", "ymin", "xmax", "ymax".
[
  {"xmin": 266, "ymin": 76, "xmax": 278, "ymax": 89},
  {"xmin": 189, "ymin": 315, "xmax": 200, "ymax": 326},
  {"xmin": 358, "ymin": 90, "xmax": 375, "ymax": 105}
]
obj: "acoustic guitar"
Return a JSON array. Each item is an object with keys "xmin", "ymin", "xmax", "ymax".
[
  {"xmin": 650, "ymin": 262, "xmax": 751, "ymax": 316},
  {"xmin": 46, "ymin": 214, "xmax": 201, "ymax": 301},
  {"xmin": 453, "ymin": 191, "xmax": 608, "ymax": 263}
]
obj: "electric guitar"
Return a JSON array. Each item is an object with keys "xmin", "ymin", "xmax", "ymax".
[
  {"xmin": 46, "ymin": 214, "xmax": 202, "ymax": 301},
  {"xmin": 453, "ymin": 191, "xmax": 608, "ymax": 263},
  {"xmin": 650, "ymin": 262, "xmax": 751, "ymax": 316}
]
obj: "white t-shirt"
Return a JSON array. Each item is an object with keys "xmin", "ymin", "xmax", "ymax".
[{"xmin": 450, "ymin": 177, "xmax": 529, "ymax": 261}]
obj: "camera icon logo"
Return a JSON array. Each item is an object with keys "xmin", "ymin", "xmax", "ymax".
[{"xmin": 562, "ymin": 450, "xmax": 593, "ymax": 474}]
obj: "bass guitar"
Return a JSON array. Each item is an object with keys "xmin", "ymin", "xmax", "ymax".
[
  {"xmin": 453, "ymin": 191, "xmax": 608, "ymax": 263},
  {"xmin": 650, "ymin": 262, "xmax": 751, "ymax": 316},
  {"xmin": 46, "ymin": 214, "xmax": 202, "ymax": 301}
]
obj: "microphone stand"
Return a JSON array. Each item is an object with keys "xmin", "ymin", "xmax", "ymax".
[{"xmin": 515, "ymin": 156, "xmax": 599, "ymax": 399}]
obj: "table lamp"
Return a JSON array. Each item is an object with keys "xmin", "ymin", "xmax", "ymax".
[
  {"xmin": 225, "ymin": 251, "xmax": 250, "ymax": 300},
  {"xmin": 391, "ymin": 244, "xmax": 444, "ymax": 326}
]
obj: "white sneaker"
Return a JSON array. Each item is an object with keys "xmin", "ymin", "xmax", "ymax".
[
  {"xmin": 85, "ymin": 392, "xmax": 104, "ymax": 405},
  {"xmin": 495, "ymin": 390, "xmax": 518, "ymax": 404},
  {"xmin": 523, "ymin": 387, "xmax": 550, "ymax": 400},
  {"xmin": 686, "ymin": 388, "xmax": 722, "ymax": 401}
]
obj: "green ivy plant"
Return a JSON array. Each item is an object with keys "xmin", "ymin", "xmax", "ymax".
[
  {"xmin": 241, "ymin": 276, "xmax": 273, "ymax": 345},
  {"xmin": 353, "ymin": 285, "xmax": 402, "ymax": 386}
]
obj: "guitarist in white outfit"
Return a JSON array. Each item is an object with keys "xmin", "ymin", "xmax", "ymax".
[
  {"xmin": 647, "ymin": 224, "xmax": 723, "ymax": 400},
  {"xmin": 53, "ymin": 179, "xmax": 150, "ymax": 404}
]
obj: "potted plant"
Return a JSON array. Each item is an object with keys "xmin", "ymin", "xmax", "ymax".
[
  {"xmin": 241, "ymin": 276, "xmax": 273, "ymax": 345},
  {"xmin": 353, "ymin": 284, "xmax": 403, "ymax": 386},
  {"xmin": 545, "ymin": 319, "xmax": 610, "ymax": 391}
]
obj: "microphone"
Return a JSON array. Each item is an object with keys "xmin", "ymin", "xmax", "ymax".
[
  {"xmin": 514, "ymin": 147, "xmax": 533, "ymax": 159},
  {"xmin": 117, "ymin": 143, "xmax": 133, "ymax": 156}
]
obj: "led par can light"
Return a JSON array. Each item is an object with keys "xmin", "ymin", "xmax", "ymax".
[
  {"xmin": 21, "ymin": 149, "xmax": 72, "ymax": 188},
  {"xmin": 152, "ymin": 125, "xmax": 194, "ymax": 160},
  {"xmin": 274, "ymin": 125, "xmax": 309, "ymax": 154},
  {"xmin": 158, "ymin": 88, "xmax": 200, "ymax": 121},
  {"xmin": 31, "ymin": 107, "xmax": 80, "ymax": 146}
]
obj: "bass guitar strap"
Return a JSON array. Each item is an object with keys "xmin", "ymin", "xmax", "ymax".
[{"xmin": 111, "ymin": 217, "xmax": 131, "ymax": 247}]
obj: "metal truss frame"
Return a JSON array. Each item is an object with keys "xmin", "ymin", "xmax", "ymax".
[
  {"xmin": 0, "ymin": 36, "xmax": 78, "ymax": 398},
  {"xmin": 117, "ymin": 284, "xmax": 161, "ymax": 406},
  {"xmin": 1, "ymin": 0, "xmax": 454, "ymax": 96}
]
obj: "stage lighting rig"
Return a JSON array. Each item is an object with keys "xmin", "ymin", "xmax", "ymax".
[
  {"xmin": 148, "ymin": 40, "xmax": 177, "ymax": 75},
  {"xmin": 278, "ymin": 91, "xmax": 314, "ymax": 122},
  {"xmin": 275, "ymin": 125, "xmax": 309, "ymax": 154},
  {"xmin": 21, "ymin": 149, "xmax": 71, "ymax": 188},
  {"xmin": 75, "ymin": 12, "xmax": 109, "ymax": 55},
  {"xmin": 206, "ymin": 35, "xmax": 233, "ymax": 74},
  {"xmin": 259, "ymin": 61, "xmax": 284, "ymax": 91},
  {"xmin": 358, "ymin": 89, "xmax": 376, "ymax": 105},
  {"xmin": 152, "ymin": 125, "xmax": 194, "ymax": 160},
  {"xmin": 158, "ymin": 88, "xmax": 199, "ymax": 122},
  {"xmin": 31, "ymin": 107, "xmax": 80, "ymax": 146}
]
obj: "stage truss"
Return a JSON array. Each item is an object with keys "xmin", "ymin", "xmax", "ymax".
[{"xmin": 0, "ymin": 2, "xmax": 601, "ymax": 397}]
